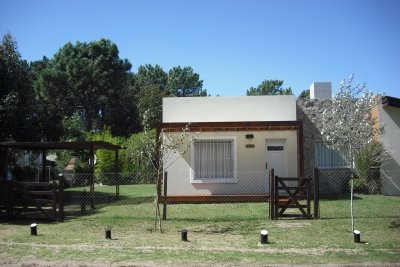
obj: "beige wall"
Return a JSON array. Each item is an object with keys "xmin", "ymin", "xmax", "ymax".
[
  {"xmin": 163, "ymin": 130, "xmax": 298, "ymax": 196},
  {"xmin": 378, "ymin": 103, "xmax": 400, "ymax": 195},
  {"xmin": 163, "ymin": 95, "xmax": 297, "ymax": 123}
]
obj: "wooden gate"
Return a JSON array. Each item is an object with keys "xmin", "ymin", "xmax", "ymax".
[
  {"xmin": 269, "ymin": 168, "xmax": 319, "ymax": 219},
  {"xmin": 1, "ymin": 177, "xmax": 64, "ymax": 221}
]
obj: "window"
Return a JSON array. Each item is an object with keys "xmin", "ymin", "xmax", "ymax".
[
  {"xmin": 315, "ymin": 143, "xmax": 347, "ymax": 168},
  {"xmin": 191, "ymin": 137, "xmax": 237, "ymax": 183},
  {"xmin": 267, "ymin": 146, "xmax": 284, "ymax": 151}
]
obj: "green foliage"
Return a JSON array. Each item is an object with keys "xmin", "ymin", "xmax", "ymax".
[
  {"xmin": 133, "ymin": 64, "xmax": 168, "ymax": 93},
  {"xmin": 2, "ymin": 34, "xmax": 213, "ymax": 142},
  {"xmin": 61, "ymin": 112, "xmax": 86, "ymax": 141},
  {"xmin": 87, "ymin": 127, "xmax": 128, "ymax": 183},
  {"xmin": 0, "ymin": 33, "xmax": 40, "ymax": 141},
  {"xmin": 354, "ymin": 140, "xmax": 390, "ymax": 193},
  {"xmin": 137, "ymin": 86, "xmax": 163, "ymax": 128},
  {"xmin": 246, "ymin": 79, "xmax": 292, "ymax": 96},
  {"xmin": 167, "ymin": 66, "xmax": 207, "ymax": 97},
  {"xmin": 125, "ymin": 130, "xmax": 157, "ymax": 179},
  {"xmin": 298, "ymin": 89, "xmax": 310, "ymax": 99},
  {"xmin": 34, "ymin": 38, "xmax": 136, "ymax": 139}
]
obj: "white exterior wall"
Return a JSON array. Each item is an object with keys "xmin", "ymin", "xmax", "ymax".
[
  {"xmin": 164, "ymin": 130, "xmax": 298, "ymax": 196},
  {"xmin": 378, "ymin": 103, "xmax": 400, "ymax": 196},
  {"xmin": 163, "ymin": 95, "xmax": 296, "ymax": 123}
]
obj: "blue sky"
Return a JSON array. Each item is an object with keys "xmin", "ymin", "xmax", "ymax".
[{"xmin": 1, "ymin": 0, "xmax": 399, "ymax": 97}]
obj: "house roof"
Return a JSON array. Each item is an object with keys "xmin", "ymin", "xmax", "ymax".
[
  {"xmin": 163, "ymin": 95, "xmax": 297, "ymax": 123},
  {"xmin": 382, "ymin": 96, "xmax": 400, "ymax": 109},
  {"xmin": 0, "ymin": 141, "xmax": 121, "ymax": 151}
]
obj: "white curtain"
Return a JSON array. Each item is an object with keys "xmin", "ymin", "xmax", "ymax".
[{"xmin": 194, "ymin": 140, "xmax": 234, "ymax": 179}]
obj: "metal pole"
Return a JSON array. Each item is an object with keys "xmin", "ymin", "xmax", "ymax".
[
  {"xmin": 115, "ymin": 149, "xmax": 119, "ymax": 196},
  {"xmin": 350, "ymin": 145, "xmax": 355, "ymax": 233}
]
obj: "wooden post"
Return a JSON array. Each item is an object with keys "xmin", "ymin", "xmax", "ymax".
[
  {"xmin": 269, "ymin": 169, "xmax": 275, "ymax": 220},
  {"xmin": 58, "ymin": 173, "xmax": 64, "ymax": 222},
  {"xmin": 52, "ymin": 179, "xmax": 57, "ymax": 219},
  {"xmin": 41, "ymin": 150, "xmax": 46, "ymax": 182},
  {"xmin": 5, "ymin": 181, "xmax": 13, "ymax": 219},
  {"xmin": 306, "ymin": 176, "xmax": 311, "ymax": 218},
  {"xmin": 3, "ymin": 149, "xmax": 13, "ymax": 219},
  {"xmin": 268, "ymin": 169, "xmax": 270, "ymax": 219},
  {"xmin": 313, "ymin": 168, "xmax": 320, "ymax": 219},
  {"xmin": 162, "ymin": 171, "xmax": 167, "ymax": 220},
  {"xmin": 89, "ymin": 144, "xmax": 95, "ymax": 210},
  {"xmin": 274, "ymin": 175, "xmax": 279, "ymax": 220}
]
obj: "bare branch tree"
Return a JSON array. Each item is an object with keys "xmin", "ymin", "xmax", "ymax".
[{"xmin": 139, "ymin": 109, "xmax": 198, "ymax": 232}]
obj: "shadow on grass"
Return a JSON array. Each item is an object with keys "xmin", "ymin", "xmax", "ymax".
[
  {"xmin": 62, "ymin": 191, "xmax": 156, "ymax": 219},
  {"xmin": 319, "ymin": 195, "xmax": 364, "ymax": 201},
  {"xmin": 63, "ymin": 191, "xmax": 156, "ymax": 206},
  {"xmin": 389, "ymin": 218, "xmax": 400, "ymax": 228},
  {"xmin": 0, "ymin": 216, "xmax": 59, "ymax": 225},
  {"xmin": 0, "ymin": 191, "xmax": 156, "ymax": 222}
]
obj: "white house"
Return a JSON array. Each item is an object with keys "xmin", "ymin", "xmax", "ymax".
[{"xmin": 160, "ymin": 95, "xmax": 303, "ymax": 202}]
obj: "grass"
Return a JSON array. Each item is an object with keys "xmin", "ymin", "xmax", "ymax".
[{"xmin": 1, "ymin": 184, "xmax": 400, "ymax": 266}]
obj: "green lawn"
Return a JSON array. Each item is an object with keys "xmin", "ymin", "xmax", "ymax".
[{"xmin": 1, "ymin": 184, "xmax": 399, "ymax": 266}]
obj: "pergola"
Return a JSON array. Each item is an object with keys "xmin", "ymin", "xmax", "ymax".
[
  {"xmin": 0, "ymin": 141, "xmax": 122, "ymax": 193},
  {"xmin": 0, "ymin": 141, "xmax": 122, "ymax": 221}
]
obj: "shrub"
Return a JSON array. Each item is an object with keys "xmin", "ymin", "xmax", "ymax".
[{"xmin": 354, "ymin": 141, "xmax": 390, "ymax": 194}]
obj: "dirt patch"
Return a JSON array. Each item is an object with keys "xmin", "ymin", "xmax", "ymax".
[{"xmin": 276, "ymin": 222, "xmax": 312, "ymax": 228}]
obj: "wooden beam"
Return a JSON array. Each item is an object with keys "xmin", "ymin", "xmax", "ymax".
[
  {"xmin": 160, "ymin": 121, "xmax": 302, "ymax": 132},
  {"xmin": 161, "ymin": 195, "xmax": 270, "ymax": 204}
]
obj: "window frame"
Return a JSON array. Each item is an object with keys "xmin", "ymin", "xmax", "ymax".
[
  {"xmin": 190, "ymin": 136, "xmax": 237, "ymax": 184},
  {"xmin": 314, "ymin": 142, "xmax": 348, "ymax": 169}
]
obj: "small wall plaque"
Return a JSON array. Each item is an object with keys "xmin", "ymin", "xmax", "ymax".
[
  {"xmin": 246, "ymin": 144, "xmax": 255, "ymax": 148},
  {"xmin": 245, "ymin": 134, "xmax": 254, "ymax": 139}
]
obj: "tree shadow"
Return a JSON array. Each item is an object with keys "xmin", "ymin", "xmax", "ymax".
[{"xmin": 0, "ymin": 190, "xmax": 156, "ymax": 222}]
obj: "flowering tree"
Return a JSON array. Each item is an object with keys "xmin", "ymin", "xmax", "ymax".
[
  {"xmin": 321, "ymin": 74, "xmax": 384, "ymax": 232},
  {"xmin": 321, "ymin": 74, "xmax": 383, "ymax": 164},
  {"xmin": 138, "ymin": 110, "xmax": 198, "ymax": 232}
]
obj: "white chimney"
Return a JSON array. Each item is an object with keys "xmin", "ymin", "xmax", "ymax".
[{"xmin": 309, "ymin": 82, "xmax": 332, "ymax": 100}]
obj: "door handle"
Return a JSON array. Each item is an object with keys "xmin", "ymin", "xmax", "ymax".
[{"xmin": 265, "ymin": 162, "xmax": 268, "ymax": 170}]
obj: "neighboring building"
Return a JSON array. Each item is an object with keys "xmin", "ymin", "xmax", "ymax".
[
  {"xmin": 297, "ymin": 82, "xmax": 350, "ymax": 196},
  {"xmin": 160, "ymin": 95, "xmax": 303, "ymax": 201},
  {"xmin": 373, "ymin": 96, "xmax": 400, "ymax": 196},
  {"xmin": 298, "ymin": 83, "xmax": 400, "ymax": 196}
]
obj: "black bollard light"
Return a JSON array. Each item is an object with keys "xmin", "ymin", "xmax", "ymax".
[
  {"xmin": 260, "ymin": 230, "xmax": 268, "ymax": 244},
  {"xmin": 105, "ymin": 228, "xmax": 112, "ymax": 239},
  {"xmin": 181, "ymin": 229, "xmax": 188, "ymax": 241},
  {"xmin": 30, "ymin": 223, "xmax": 37, "ymax": 236},
  {"xmin": 353, "ymin": 230, "xmax": 361, "ymax": 243}
]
